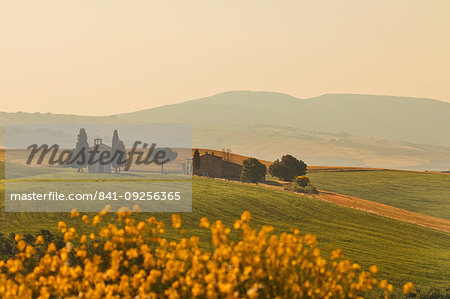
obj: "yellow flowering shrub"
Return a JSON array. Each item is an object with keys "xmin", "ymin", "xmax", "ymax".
[
  {"xmin": 294, "ymin": 176, "xmax": 311, "ymax": 187},
  {"xmin": 0, "ymin": 210, "xmax": 413, "ymax": 298}
]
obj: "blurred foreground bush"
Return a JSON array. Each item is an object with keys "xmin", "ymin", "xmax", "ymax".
[{"xmin": 0, "ymin": 209, "xmax": 413, "ymax": 298}]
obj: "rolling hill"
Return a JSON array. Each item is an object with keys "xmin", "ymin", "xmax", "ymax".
[
  {"xmin": 0, "ymin": 174, "xmax": 449, "ymax": 290},
  {"xmin": 1, "ymin": 91, "xmax": 449, "ymax": 170},
  {"xmin": 117, "ymin": 91, "xmax": 450, "ymax": 147},
  {"xmin": 115, "ymin": 91, "xmax": 450, "ymax": 170}
]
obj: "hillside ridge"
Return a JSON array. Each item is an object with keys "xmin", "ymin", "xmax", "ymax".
[
  {"xmin": 1, "ymin": 91, "xmax": 449, "ymax": 170},
  {"xmin": 115, "ymin": 90, "xmax": 450, "ymax": 148},
  {"xmin": 119, "ymin": 90, "xmax": 450, "ymax": 115}
]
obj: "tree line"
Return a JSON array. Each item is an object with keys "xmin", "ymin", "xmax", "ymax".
[{"xmin": 192, "ymin": 149, "xmax": 315, "ymax": 192}]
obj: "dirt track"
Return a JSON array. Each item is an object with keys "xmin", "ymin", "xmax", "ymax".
[
  {"xmin": 308, "ymin": 166, "xmax": 450, "ymax": 175},
  {"xmin": 259, "ymin": 181, "xmax": 450, "ymax": 233},
  {"xmin": 317, "ymin": 190, "xmax": 450, "ymax": 233}
]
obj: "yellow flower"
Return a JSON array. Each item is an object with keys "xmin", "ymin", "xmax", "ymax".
[
  {"xmin": 172, "ymin": 214, "xmax": 182, "ymax": 229},
  {"xmin": 126, "ymin": 248, "xmax": 139, "ymax": 259},
  {"xmin": 331, "ymin": 249, "xmax": 343, "ymax": 260},
  {"xmin": 64, "ymin": 231, "xmax": 74, "ymax": 242},
  {"xmin": 192, "ymin": 283, "xmax": 204, "ymax": 297},
  {"xmin": 241, "ymin": 210, "xmax": 251, "ymax": 222},
  {"xmin": 234, "ymin": 220, "xmax": 242, "ymax": 229},
  {"xmin": 261, "ymin": 225, "xmax": 274, "ymax": 233},
  {"xmin": 47, "ymin": 242, "xmax": 56, "ymax": 253},
  {"xmin": 379, "ymin": 279, "xmax": 388, "ymax": 289},
  {"xmin": 82, "ymin": 215, "xmax": 90, "ymax": 224},
  {"xmin": 100, "ymin": 204, "xmax": 112, "ymax": 216},
  {"xmin": 35, "ymin": 235, "xmax": 45, "ymax": 245},
  {"xmin": 218, "ymin": 282, "xmax": 233, "ymax": 294},
  {"xmin": 80, "ymin": 235, "xmax": 87, "ymax": 243},
  {"xmin": 17, "ymin": 240, "xmax": 26, "ymax": 251},
  {"xmin": 137, "ymin": 221, "xmax": 146, "ymax": 231},
  {"xmin": 92, "ymin": 215, "xmax": 101, "ymax": 225},
  {"xmin": 57, "ymin": 222, "xmax": 67, "ymax": 234},
  {"xmin": 6, "ymin": 259, "xmax": 23, "ymax": 273},
  {"xmin": 199, "ymin": 217, "xmax": 210, "ymax": 229},
  {"xmin": 403, "ymin": 282, "xmax": 414, "ymax": 294},
  {"xmin": 70, "ymin": 209, "xmax": 79, "ymax": 218}
]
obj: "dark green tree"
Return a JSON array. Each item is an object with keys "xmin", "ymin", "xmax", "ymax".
[
  {"xmin": 240, "ymin": 158, "xmax": 267, "ymax": 183},
  {"xmin": 111, "ymin": 130, "xmax": 127, "ymax": 173},
  {"xmin": 269, "ymin": 154, "xmax": 307, "ymax": 181},
  {"xmin": 71, "ymin": 128, "xmax": 89, "ymax": 173},
  {"xmin": 193, "ymin": 149, "xmax": 201, "ymax": 175}
]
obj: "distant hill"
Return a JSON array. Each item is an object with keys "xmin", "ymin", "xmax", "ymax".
[
  {"xmin": 1, "ymin": 91, "xmax": 449, "ymax": 170},
  {"xmin": 0, "ymin": 112, "xmax": 128, "ymax": 125},
  {"xmin": 117, "ymin": 91, "xmax": 450, "ymax": 147},
  {"xmin": 0, "ymin": 113, "xmax": 134, "ymax": 148},
  {"xmin": 188, "ymin": 124, "xmax": 450, "ymax": 171}
]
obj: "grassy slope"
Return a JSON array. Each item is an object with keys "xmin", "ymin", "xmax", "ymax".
[
  {"xmin": 0, "ymin": 174, "xmax": 449, "ymax": 289},
  {"xmin": 308, "ymin": 170, "xmax": 450, "ymax": 220}
]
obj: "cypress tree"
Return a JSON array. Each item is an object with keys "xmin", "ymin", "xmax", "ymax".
[
  {"xmin": 193, "ymin": 149, "xmax": 201, "ymax": 175},
  {"xmin": 111, "ymin": 130, "xmax": 126, "ymax": 173},
  {"xmin": 72, "ymin": 128, "xmax": 89, "ymax": 173}
]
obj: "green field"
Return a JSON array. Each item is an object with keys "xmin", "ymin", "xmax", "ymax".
[
  {"xmin": 1, "ymin": 171, "xmax": 449, "ymax": 290},
  {"xmin": 308, "ymin": 170, "xmax": 450, "ymax": 220}
]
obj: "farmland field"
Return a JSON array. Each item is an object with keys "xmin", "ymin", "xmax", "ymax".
[
  {"xmin": 0, "ymin": 164, "xmax": 449, "ymax": 290},
  {"xmin": 308, "ymin": 170, "xmax": 450, "ymax": 220}
]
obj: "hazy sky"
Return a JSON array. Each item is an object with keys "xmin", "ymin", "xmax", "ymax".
[{"xmin": 1, "ymin": 0, "xmax": 449, "ymax": 115}]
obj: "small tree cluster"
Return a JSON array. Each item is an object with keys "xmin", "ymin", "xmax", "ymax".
[
  {"xmin": 269, "ymin": 154, "xmax": 307, "ymax": 181},
  {"xmin": 292, "ymin": 175, "xmax": 318, "ymax": 194},
  {"xmin": 294, "ymin": 175, "xmax": 310, "ymax": 187},
  {"xmin": 221, "ymin": 148, "xmax": 232, "ymax": 162},
  {"xmin": 240, "ymin": 158, "xmax": 266, "ymax": 183}
]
